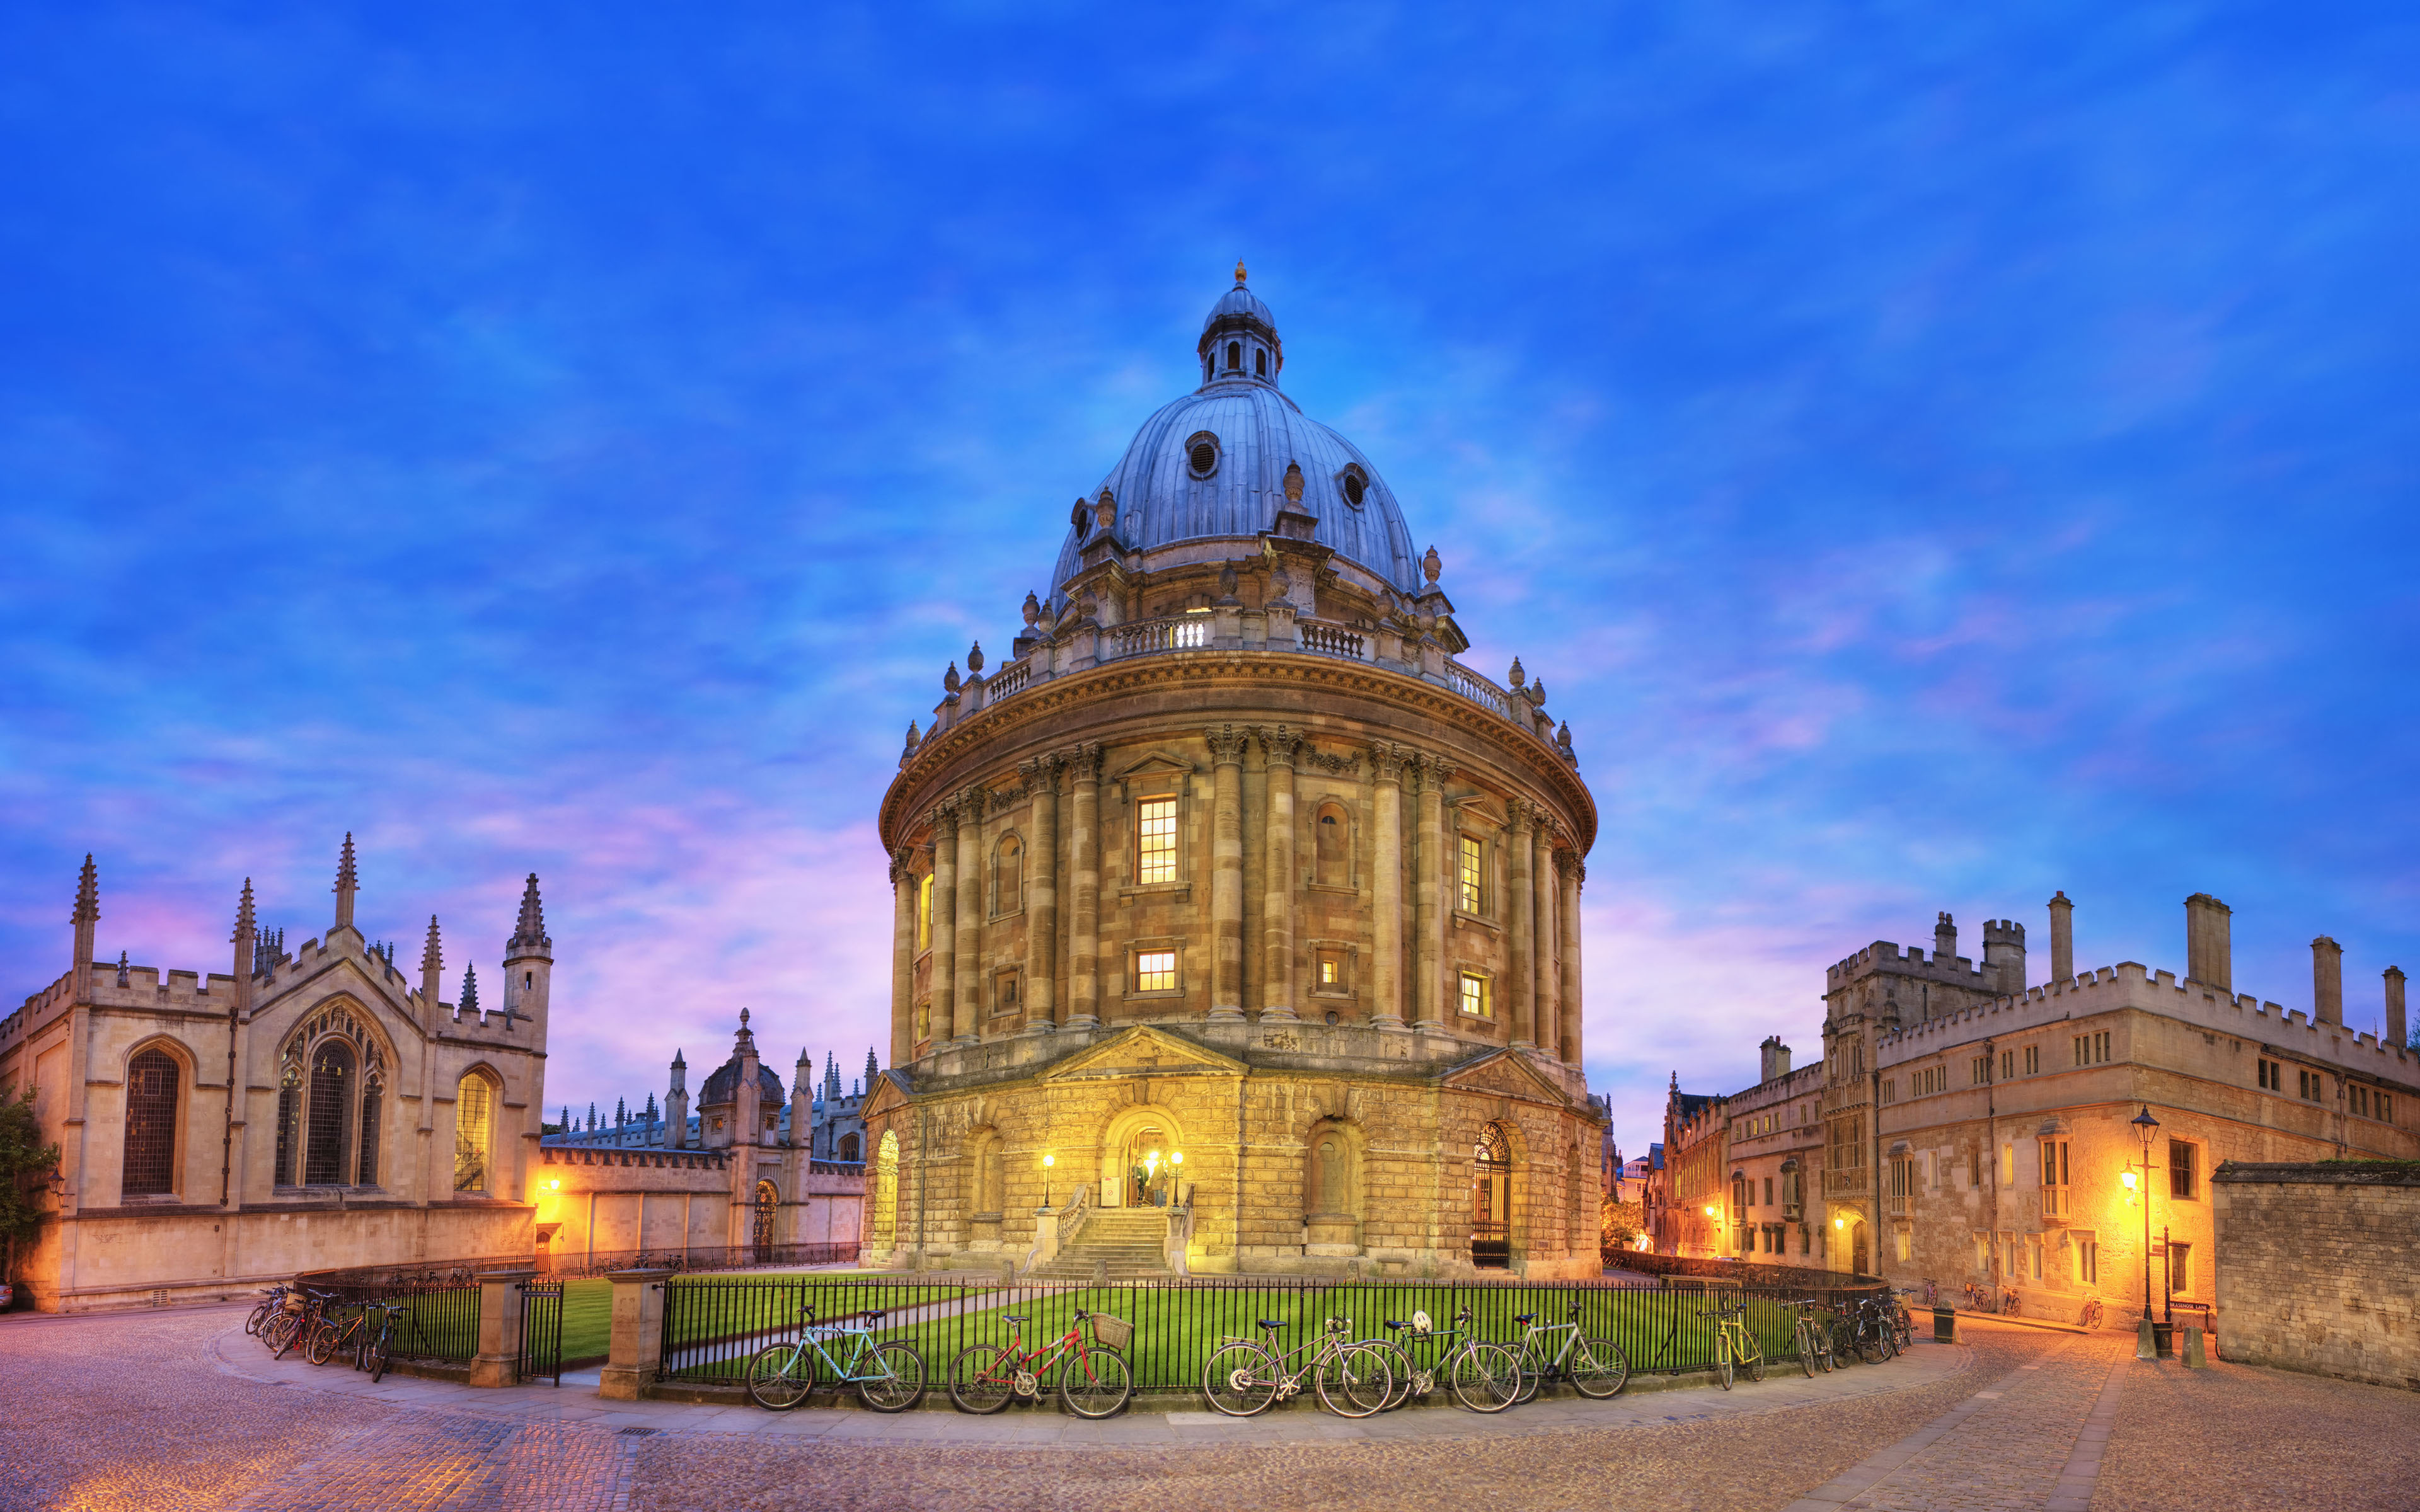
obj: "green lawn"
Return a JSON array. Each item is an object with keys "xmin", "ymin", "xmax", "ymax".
[{"xmin": 657, "ymin": 1278, "xmax": 1810, "ymax": 1391}]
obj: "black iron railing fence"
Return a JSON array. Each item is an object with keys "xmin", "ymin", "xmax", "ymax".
[
  {"xmin": 292, "ymin": 1259, "xmax": 497, "ymax": 1363},
  {"xmin": 655, "ymin": 1271, "xmax": 1891, "ymax": 1392},
  {"xmin": 537, "ymin": 1242, "xmax": 860, "ymax": 1280}
]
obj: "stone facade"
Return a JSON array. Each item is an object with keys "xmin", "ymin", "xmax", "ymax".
[
  {"xmin": 0, "ymin": 844, "xmax": 548, "ymax": 1311},
  {"xmin": 2212, "ymin": 1160, "xmax": 2420, "ymax": 1389},
  {"xmin": 861, "ymin": 275, "xmax": 1606, "ymax": 1279}
]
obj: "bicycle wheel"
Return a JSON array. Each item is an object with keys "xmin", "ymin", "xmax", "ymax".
[
  {"xmin": 1512, "ymin": 1339, "xmax": 1549, "ymax": 1404},
  {"xmin": 1059, "ymin": 1346, "xmax": 1132, "ymax": 1419},
  {"xmin": 948, "ymin": 1344, "xmax": 1016, "ymax": 1415},
  {"xmin": 1743, "ymin": 1337, "xmax": 1766, "ymax": 1383},
  {"xmin": 1855, "ymin": 1326, "xmax": 1886, "ymax": 1366},
  {"xmin": 1569, "ymin": 1337, "xmax": 1629, "ymax": 1399},
  {"xmin": 1831, "ymin": 1319, "xmax": 1858, "ymax": 1366},
  {"xmin": 1315, "ymin": 1344, "xmax": 1392, "ymax": 1418},
  {"xmin": 1367, "ymin": 1339, "xmax": 1417, "ymax": 1411},
  {"xmin": 745, "ymin": 1343, "xmax": 813, "ymax": 1411},
  {"xmin": 1714, "ymin": 1336, "xmax": 1734, "ymax": 1391},
  {"xmin": 1447, "ymin": 1343, "xmax": 1520, "ymax": 1414},
  {"xmin": 304, "ymin": 1320, "xmax": 341, "ymax": 1367},
  {"xmin": 245, "ymin": 1301, "xmax": 272, "ymax": 1336},
  {"xmin": 366, "ymin": 1326, "xmax": 391, "ymax": 1384},
  {"xmin": 857, "ymin": 1341, "xmax": 926, "ymax": 1412},
  {"xmin": 1795, "ymin": 1323, "xmax": 1817, "ymax": 1378},
  {"xmin": 270, "ymin": 1314, "xmax": 307, "ymax": 1360},
  {"xmin": 1202, "ymin": 1341, "xmax": 1277, "ymax": 1418}
]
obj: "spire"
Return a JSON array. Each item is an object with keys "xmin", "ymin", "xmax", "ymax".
[
  {"xmin": 587, "ymin": 1102, "xmax": 597, "ymax": 1131},
  {"xmin": 1235, "ymin": 258, "xmax": 1248, "ymax": 285},
  {"xmin": 231, "ymin": 879, "xmax": 258, "ymax": 992},
  {"xmin": 507, "ymin": 873, "xmax": 551, "ymax": 958},
  {"xmin": 616, "ymin": 1097, "xmax": 627, "ymax": 1126},
  {"xmin": 460, "ymin": 961, "xmax": 480, "ymax": 1017},
  {"xmin": 71, "ymin": 855, "xmax": 99, "ymax": 1001},
  {"xmin": 333, "ymin": 833, "xmax": 358, "ymax": 931},
  {"xmin": 864, "ymin": 1046, "xmax": 879, "ymax": 1092},
  {"xmin": 672, "ymin": 1048, "xmax": 686, "ymax": 1070},
  {"xmin": 420, "ymin": 915, "xmax": 444, "ymax": 1001}
]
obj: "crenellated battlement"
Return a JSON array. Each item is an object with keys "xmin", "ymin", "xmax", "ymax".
[
  {"xmin": 1828, "ymin": 940, "xmax": 1994, "ymax": 988},
  {"xmin": 1874, "ymin": 959, "xmax": 2419, "ymax": 1083}
]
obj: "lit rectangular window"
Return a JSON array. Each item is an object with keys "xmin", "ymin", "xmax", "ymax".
[
  {"xmin": 916, "ymin": 874, "xmax": 932, "ymax": 951},
  {"xmin": 1459, "ymin": 972, "xmax": 1490, "ymax": 1017},
  {"xmin": 1458, "ymin": 835, "xmax": 1484, "ymax": 913},
  {"xmin": 1320, "ymin": 958, "xmax": 1339, "ymax": 985},
  {"xmin": 1136, "ymin": 797, "xmax": 1178, "ymax": 884},
  {"xmin": 1134, "ymin": 950, "xmax": 1177, "ymax": 993}
]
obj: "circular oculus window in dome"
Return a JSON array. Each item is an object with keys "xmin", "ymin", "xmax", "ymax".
[
  {"xmin": 1185, "ymin": 432, "xmax": 1221, "ymax": 479},
  {"xmin": 1339, "ymin": 465, "xmax": 1369, "ymax": 509}
]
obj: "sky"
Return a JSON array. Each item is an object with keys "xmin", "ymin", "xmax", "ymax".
[{"xmin": 2, "ymin": 4, "xmax": 2415, "ymax": 1152}]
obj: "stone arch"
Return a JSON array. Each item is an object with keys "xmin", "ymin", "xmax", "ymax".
[
  {"xmin": 1095, "ymin": 1101, "xmax": 1187, "ymax": 1209},
  {"xmin": 871, "ymin": 1128, "xmax": 901, "ymax": 1246},
  {"xmin": 1302, "ymin": 1115, "xmax": 1367, "ymax": 1256},
  {"xmin": 838, "ymin": 1131, "xmax": 861, "ymax": 1163},
  {"xmin": 965, "ymin": 1125, "xmax": 1008, "ymax": 1217},
  {"xmin": 1470, "ymin": 1116, "xmax": 1527, "ymax": 1270},
  {"xmin": 453, "ymin": 1063, "xmax": 504, "ymax": 1194},
  {"xmin": 120, "ymin": 1034, "xmax": 193, "ymax": 1198},
  {"xmin": 993, "ymin": 831, "xmax": 1023, "ymax": 917},
  {"xmin": 273, "ymin": 996, "xmax": 395, "ymax": 1190},
  {"xmin": 752, "ymin": 1177, "xmax": 780, "ymax": 1257}
]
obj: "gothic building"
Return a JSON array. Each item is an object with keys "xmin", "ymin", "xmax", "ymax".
[
  {"xmin": 0, "ymin": 842, "xmax": 549, "ymax": 1310},
  {"xmin": 863, "ymin": 270, "xmax": 1606, "ymax": 1278}
]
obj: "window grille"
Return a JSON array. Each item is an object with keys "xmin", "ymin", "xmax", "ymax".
[
  {"xmin": 122, "ymin": 1048, "xmax": 180, "ymax": 1196},
  {"xmin": 303, "ymin": 1041, "xmax": 354, "ymax": 1186}
]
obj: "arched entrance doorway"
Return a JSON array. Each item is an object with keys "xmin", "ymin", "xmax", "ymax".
[
  {"xmin": 1850, "ymin": 1218, "xmax": 1870, "ymax": 1276},
  {"xmin": 1098, "ymin": 1106, "xmax": 1184, "ymax": 1209},
  {"xmin": 752, "ymin": 1180, "xmax": 778, "ymax": 1260},
  {"xmin": 1472, "ymin": 1122, "xmax": 1513, "ymax": 1269},
  {"xmin": 871, "ymin": 1130, "xmax": 899, "ymax": 1246}
]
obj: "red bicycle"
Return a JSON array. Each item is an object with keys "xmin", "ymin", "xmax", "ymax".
[{"xmin": 948, "ymin": 1307, "xmax": 1134, "ymax": 1418}]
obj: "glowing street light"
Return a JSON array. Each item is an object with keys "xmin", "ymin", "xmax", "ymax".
[{"xmin": 1041, "ymin": 1152, "xmax": 1055, "ymax": 1208}]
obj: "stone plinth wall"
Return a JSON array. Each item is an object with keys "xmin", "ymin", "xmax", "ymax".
[{"xmin": 2213, "ymin": 1160, "xmax": 2420, "ymax": 1389}]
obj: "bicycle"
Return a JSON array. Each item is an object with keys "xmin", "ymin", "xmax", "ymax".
[
  {"xmin": 1702, "ymin": 1303, "xmax": 1765, "ymax": 1389},
  {"xmin": 1359, "ymin": 1307, "xmax": 1522, "ymax": 1414},
  {"xmin": 1848, "ymin": 1295, "xmax": 1894, "ymax": 1364},
  {"xmin": 1502, "ymin": 1301, "xmax": 1630, "ymax": 1404},
  {"xmin": 948, "ymin": 1307, "xmax": 1133, "ymax": 1418},
  {"xmin": 262, "ymin": 1288, "xmax": 333, "ymax": 1360},
  {"xmin": 1891, "ymin": 1288, "xmax": 1919, "ymax": 1351},
  {"xmin": 2077, "ymin": 1297, "xmax": 2105, "ymax": 1331},
  {"xmin": 1201, "ymin": 1316, "xmax": 1394, "ymax": 1419},
  {"xmin": 245, "ymin": 1285, "xmax": 289, "ymax": 1337},
  {"xmin": 744, "ymin": 1304, "xmax": 927, "ymax": 1412},
  {"xmin": 306, "ymin": 1299, "xmax": 381, "ymax": 1368},
  {"xmin": 1787, "ymin": 1299, "xmax": 1834, "ymax": 1377}
]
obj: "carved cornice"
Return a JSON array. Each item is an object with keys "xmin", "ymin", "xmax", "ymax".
[
  {"xmin": 1205, "ymin": 723, "xmax": 1251, "ymax": 765},
  {"xmin": 882, "ymin": 652, "xmax": 1595, "ymax": 850}
]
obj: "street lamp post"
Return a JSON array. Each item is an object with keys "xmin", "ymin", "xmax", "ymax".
[
  {"xmin": 1041, "ymin": 1152, "xmax": 1054, "ymax": 1210},
  {"xmin": 2130, "ymin": 1104, "xmax": 2161, "ymax": 1358}
]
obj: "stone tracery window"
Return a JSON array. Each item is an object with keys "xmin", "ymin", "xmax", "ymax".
[
  {"xmin": 122, "ymin": 1046, "xmax": 182, "ymax": 1197},
  {"xmin": 455, "ymin": 1071, "xmax": 497, "ymax": 1193},
  {"xmin": 272, "ymin": 1005, "xmax": 386, "ymax": 1189}
]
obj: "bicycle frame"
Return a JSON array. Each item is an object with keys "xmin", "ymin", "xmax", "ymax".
[
  {"xmin": 1232, "ymin": 1321, "xmax": 1356, "ymax": 1397},
  {"xmin": 790, "ymin": 1321, "xmax": 889, "ymax": 1384},
  {"xmin": 984, "ymin": 1317, "xmax": 1110, "ymax": 1390}
]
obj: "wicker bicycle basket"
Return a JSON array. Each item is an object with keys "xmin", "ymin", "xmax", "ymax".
[{"xmin": 1089, "ymin": 1313, "xmax": 1133, "ymax": 1349}]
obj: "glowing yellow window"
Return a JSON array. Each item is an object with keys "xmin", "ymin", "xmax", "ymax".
[
  {"xmin": 1137, "ymin": 796, "xmax": 1177, "ymax": 884},
  {"xmin": 1320, "ymin": 959, "xmax": 1339, "ymax": 985},
  {"xmin": 1458, "ymin": 835, "xmax": 1483, "ymax": 913},
  {"xmin": 916, "ymin": 873, "xmax": 932, "ymax": 951},
  {"xmin": 1135, "ymin": 951, "xmax": 1177, "ymax": 993},
  {"xmin": 1459, "ymin": 972, "xmax": 1490, "ymax": 1017}
]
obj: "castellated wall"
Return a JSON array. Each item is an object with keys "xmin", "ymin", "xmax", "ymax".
[{"xmin": 2214, "ymin": 1162, "xmax": 2420, "ymax": 1389}]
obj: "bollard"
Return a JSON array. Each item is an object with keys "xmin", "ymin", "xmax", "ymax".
[
  {"xmin": 2182, "ymin": 1326, "xmax": 2207, "ymax": 1369},
  {"xmin": 2135, "ymin": 1315, "xmax": 2158, "ymax": 1361}
]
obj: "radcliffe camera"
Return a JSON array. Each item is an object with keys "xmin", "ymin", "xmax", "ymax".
[{"xmin": 0, "ymin": 11, "xmax": 2412, "ymax": 1512}]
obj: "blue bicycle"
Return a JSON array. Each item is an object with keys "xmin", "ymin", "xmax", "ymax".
[{"xmin": 744, "ymin": 1303, "xmax": 928, "ymax": 1412}]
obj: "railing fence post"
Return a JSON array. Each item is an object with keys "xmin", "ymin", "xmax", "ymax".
[{"xmin": 599, "ymin": 1266, "xmax": 676, "ymax": 1400}]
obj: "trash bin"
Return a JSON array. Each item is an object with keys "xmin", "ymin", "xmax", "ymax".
[
  {"xmin": 2153, "ymin": 1322, "xmax": 2175, "ymax": 1358},
  {"xmin": 1932, "ymin": 1305, "xmax": 1958, "ymax": 1344}
]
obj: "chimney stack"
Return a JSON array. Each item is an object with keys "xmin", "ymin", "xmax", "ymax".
[
  {"xmin": 1933, "ymin": 912, "xmax": 1959, "ymax": 965},
  {"xmin": 2312, "ymin": 936, "xmax": 2344, "ymax": 1027},
  {"xmin": 2184, "ymin": 893, "xmax": 2233, "ymax": 992},
  {"xmin": 2048, "ymin": 891, "xmax": 2074, "ymax": 982},
  {"xmin": 2387, "ymin": 967, "xmax": 2408, "ymax": 1048},
  {"xmin": 1759, "ymin": 1036, "xmax": 1792, "ymax": 1084}
]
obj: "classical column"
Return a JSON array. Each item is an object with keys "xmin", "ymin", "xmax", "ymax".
[
  {"xmin": 929, "ymin": 803, "xmax": 959, "ymax": 1048},
  {"xmin": 1207, "ymin": 724, "xmax": 1250, "ymax": 1022},
  {"xmin": 952, "ymin": 786, "xmax": 983, "ymax": 1044},
  {"xmin": 1507, "ymin": 800, "xmax": 1536, "ymax": 1048},
  {"xmin": 1560, "ymin": 855, "xmax": 1584, "ymax": 1063},
  {"xmin": 1258, "ymin": 725, "xmax": 1300, "ymax": 1022},
  {"xmin": 1067, "ymin": 744, "xmax": 1103, "ymax": 1030},
  {"xmin": 1413, "ymin": 752, "xmax": 1448, "ymax": 1031},
  {"xmin": 1370, "ymin": 743, "xmax": 1409, "ymax": 1031},
  {"xmin": 1022, "ymin": 755, "xmax": 1060, "ymax": 1032},
  {"xmin": 1533, "ymin": 820, "xmax": 1560, "ymax": 1060},
  {"xmin": 889, "ymin": 847, "xmax": 917, "ymax": 1068}
]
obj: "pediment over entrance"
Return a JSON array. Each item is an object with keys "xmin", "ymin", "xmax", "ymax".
[
  {"xmin": 1043, "ymin": 1025, "xmax": 1245, "ymax": 1082},
  {"xmin": 861, "ymin": 1070, "xmax": 913, "ymax": 1121},
  {"xmin": 1438, "ymin": 1048, "xmax": 1572, "ymax": 1108}
]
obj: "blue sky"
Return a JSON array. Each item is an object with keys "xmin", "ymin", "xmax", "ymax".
[{"xmin": 3, "ymin": 5, "xmax": 2414, "ymax": 1151}]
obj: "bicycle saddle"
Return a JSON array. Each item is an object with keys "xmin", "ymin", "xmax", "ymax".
[
  {"xmin": 1512, "ymin": 1312, "xmax": 1536, "ymax": 1323},
  {"xmin": 1001, "ymin": 1314, "xmax": 1028, "ymax": 1324},
  {"xmin": 1257, "ymin": 1318, "xmax": 1288, "ymax": 1331},
  {"xmin": 863, "ymin": 1310, "xmax": 888, "ymax": 1322},
  {"xmin": 1383, "ymin": 1320, "xmax": 1413, "ymax": 1331}
]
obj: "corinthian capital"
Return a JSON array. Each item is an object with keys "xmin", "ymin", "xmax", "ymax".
[
  {"xmin": 1205, "ymin": 724, "xmax": 1250, "ymax": 765},
  {"xmin": 1254, "ymin": 723, "xmax": 1302, "ymax": 767},
  {"xmin": 1370, "ymin": 742, "xmax": 1411, "ymax": 783}
]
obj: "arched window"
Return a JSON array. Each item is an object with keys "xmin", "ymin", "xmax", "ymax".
[
  {"xmin": 1226, "ymin": 340, "xmax": 1240, "ymax": 370},
  {"xmin": 1303, "ymin": 1121, "xmax": 1360, "ymax": 1219},
  {"xmin": 122, "ymin": 1046, "xmax": 180, "ymax": 1196},
  {"xmin": 302, "ymin": 1040, "xmax": 355, "ymax": 1186},
  {"xmin": 1472, "ymin": 1122, "xmax": 1514, "ymax": 1269},
  {"xmin": 1255, "ymin": 347, "xmax": 1267, "ymax": 377},
  {"xmin": 358, "ymin": 1069, "xmax": 383, "ymax": 1188},
  {"xmin": 838, "ymin": 1132, "xmax": 861, "ymax": 1163},
  {"xmin": 1314, "ymin": 805, "xmax": 1349, "ymax": 887},
  {"xmin": 916, "ymin": 873, "xmax": 931, "ymax": 951},
  {"xmin": 454, "ymin": 1072, "xmax": 495, "ymax": 1193},
  {"xmin": 994, "ymin": 835, "xmax": 1023, "ymax": 915},
  {"xmin": 274, "ymin": 1061, "xmax": 302, "ymax": 1186},
  {"xmin": 752, "ymin": 1179, "xmax": 779, "ymax": 1258},
  {"xmin": 971, "ymin": 1130, "xmax": 1006, "ymax": 1215}
]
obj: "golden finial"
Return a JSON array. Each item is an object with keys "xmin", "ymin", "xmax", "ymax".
[{"xmin": 1235, "ymin": 259, "xmax": 1248, "ymax": 285}]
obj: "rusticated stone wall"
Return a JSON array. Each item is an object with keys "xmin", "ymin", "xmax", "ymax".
[{"xmin": 2213, "ymin": 1160, "xmax": 2420, "ymax": 1389}]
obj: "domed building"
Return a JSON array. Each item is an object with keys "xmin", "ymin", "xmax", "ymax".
[{"xmin": 863, "ymin": 270, "xmax": 1605, "ymax": 1278}]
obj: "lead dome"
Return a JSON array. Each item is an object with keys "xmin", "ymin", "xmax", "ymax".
[{"xmin": 1047, "ymin": 270, "xmax": 1422, "ymax": 602}]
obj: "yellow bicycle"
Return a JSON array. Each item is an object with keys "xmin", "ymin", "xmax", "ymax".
[{"xmin": 1700, "ymin": 1303, "xmax": 1765, "ymax": 1390}]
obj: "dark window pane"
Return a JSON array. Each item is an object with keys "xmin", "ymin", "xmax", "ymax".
[
  {"xmin": 357, "ymin": 1080, "xmax": 381, "ymax": 1187},
  {"xmin": 122, "ymin": 1049, "xmax": 180, "ymax": 1196},
  {"xmin": 304, "ymin": 1041, "xmax": 354, "ymax": 1186}
]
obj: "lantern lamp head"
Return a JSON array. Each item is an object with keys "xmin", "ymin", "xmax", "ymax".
[{"xmin": 1042, "ymin": 1153, "xmax": 1055, "ymax": 1169}]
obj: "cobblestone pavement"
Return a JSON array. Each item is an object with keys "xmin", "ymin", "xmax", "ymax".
[{"xmin": 6, "ymin": 1305, "xmax": 2414, "ymax": 1510}]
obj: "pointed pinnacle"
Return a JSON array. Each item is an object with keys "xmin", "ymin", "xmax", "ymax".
[
  {"xmin": 421, "ymin": 914, "xmax": 443, "ymax": 975},
  {"xmin": 233, "ymin": 879, "xmax": 256, "ymax": 941},
  {"xmin": 74, "ymin": 854, "xmax": 98, "ymax": 925},
  {"xmin": 335, "ymin": 833, "xmax": 358, "ymax": 892}
]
